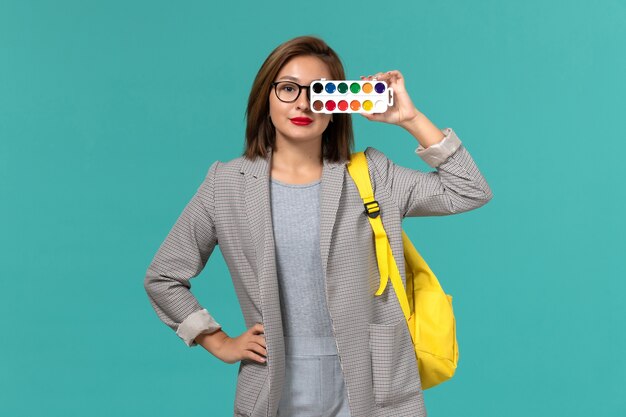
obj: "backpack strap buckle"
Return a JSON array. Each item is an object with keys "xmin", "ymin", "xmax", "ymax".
[{"xmin": 364, "ymin": 200, "xmax": 380, "ymax": 218}]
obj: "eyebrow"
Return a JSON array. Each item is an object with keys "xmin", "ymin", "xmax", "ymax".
[
  {"xmin": 277, "ymin": 75, "xmax": 300, "ymax": 82},
  {"xmin": 275, "ymin": 75, "xmax": 324, "ymax": 83}
]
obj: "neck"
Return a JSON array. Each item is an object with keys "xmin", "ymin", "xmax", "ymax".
[{"xmin": 271, "ymin": 135, "xmax": 323, "ymax": 172}]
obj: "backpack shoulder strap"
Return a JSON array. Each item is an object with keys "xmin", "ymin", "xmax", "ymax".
[
  {"xmin": 347, "ymin": 151, "xmax": 411, "ymax": 319},
  {"xmin": 347, "ymin": 152, "xmax": 380, "ymax": 217}
]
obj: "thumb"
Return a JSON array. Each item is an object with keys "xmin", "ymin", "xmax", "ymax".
[{"xmin": 360, "ymin": 112, "xmax": 382, "ymax": 122}]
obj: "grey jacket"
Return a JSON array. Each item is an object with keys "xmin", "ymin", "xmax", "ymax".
[{"xmin": 144, "ymin": 127, "xmax": 493, "ymax": 417}]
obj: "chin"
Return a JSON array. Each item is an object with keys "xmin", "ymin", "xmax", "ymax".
[
  {"xmin": 278, "ymin": 132, "xmax": 324, "ymax": 143},
  {"xmin": 278, "ymin": 125, "xmax": 321, "ymax": 136}
]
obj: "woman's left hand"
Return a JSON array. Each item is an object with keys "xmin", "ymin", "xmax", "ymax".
[{"xmin": 359, "ymin": 70, "xmax": 421, "ymax": 127}]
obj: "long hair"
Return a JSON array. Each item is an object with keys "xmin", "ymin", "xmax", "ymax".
[{"xmin": 243, "ymin": 36, "xmax": 354, "ymax": 162}]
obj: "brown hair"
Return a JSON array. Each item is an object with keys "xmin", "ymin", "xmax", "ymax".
[{"xmin": 243, "ymin": 35, "xmax": 354, "ymax": 162}]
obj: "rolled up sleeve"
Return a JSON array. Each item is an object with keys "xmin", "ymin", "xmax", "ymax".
[{"xmin": 415, "ymin": 127, "xmax": 463, "ymax": 168}]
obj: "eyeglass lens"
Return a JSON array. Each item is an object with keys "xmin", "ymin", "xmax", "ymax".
[{"xmin": 275, "ymin": 82, "xmax": 309, "ymax": 103}]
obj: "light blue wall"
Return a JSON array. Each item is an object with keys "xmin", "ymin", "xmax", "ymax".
[{"xmin": 1, "ymin": 0, "xmax": 624, "ymax": 416}]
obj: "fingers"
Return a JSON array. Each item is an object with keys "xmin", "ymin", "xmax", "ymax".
[
  {"xmin": 250, "ymin": 337, "xmax": 267, "ymax": 355},
  {"xmin": 360, "ymin": 71, "xmax": 405, "ymax": 92},
  {"xmin": 246, "ymin": 338, "xmax": 267, "ymax": 361},
  {"xmin": 253, "ymin": 333, "xmax": 266, "ymax": 348},
  {"xmin": 360, "ymin": 70, "xmax": 403, "ymax": 82},
  {"xmin": 250, "ymin": 322, "xmax": 264, "ymax": 334},
  {"xmin": 246, "ymin": 323, "xmax": 267, "ymax": 363},
  {"xmin": 245, "ymin": 347, "xmax": 267, "ymax": 363}
]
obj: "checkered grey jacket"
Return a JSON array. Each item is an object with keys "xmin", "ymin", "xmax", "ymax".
[{"xmin": 144, "ymin": 127, "xmax": 493, "ymax": 417}]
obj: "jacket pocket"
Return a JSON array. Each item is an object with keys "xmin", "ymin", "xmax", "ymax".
[
  {"xmin": 234, "ymin": 360, "xmax": 269, "ymax": 416},
  {"xmin": 368, "ymin": 319, "xmax": 421, "ymax": 405}
]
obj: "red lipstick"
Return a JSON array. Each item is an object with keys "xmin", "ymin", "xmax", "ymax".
[{"xmin": 290, "ymin": 117, "xmax": 313, "ymax": 126}]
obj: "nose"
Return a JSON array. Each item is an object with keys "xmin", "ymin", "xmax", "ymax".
[{"xmin": 295, "ymin": 87, "xmax": 311, "ymax": 111}]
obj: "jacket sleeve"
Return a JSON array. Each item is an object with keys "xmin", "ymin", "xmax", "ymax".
[
  {"xmin": 144, "ymin": 160, "xmax": 223, "ymax": 347},
  {"xmin": 364, "ymin": 127, "xmax": 493, "ymax": 217}
]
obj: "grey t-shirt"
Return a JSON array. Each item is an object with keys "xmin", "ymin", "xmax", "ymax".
[{"xmin": 270, "ymin": 177, "xmax": 335, "ymax": 338}]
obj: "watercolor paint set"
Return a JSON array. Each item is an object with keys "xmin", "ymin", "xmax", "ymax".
[{"xmin": 309, "ymin": 79, "xmax": 394, "ymax": 114}]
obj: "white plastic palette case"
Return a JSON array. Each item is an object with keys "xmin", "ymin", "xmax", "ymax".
[{"xmin": 309, "ymin": 79, "xmax": 394, "ymax": 114}]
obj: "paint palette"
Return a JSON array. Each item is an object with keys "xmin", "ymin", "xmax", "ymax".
[{"xmin": 309, "ymin": 79, "xmax": 394, "ymax": 114}]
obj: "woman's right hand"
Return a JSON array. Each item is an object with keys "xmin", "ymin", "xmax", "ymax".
[{"xmin": 213, "ymin": 323, "xmax": 267, "ymax": 364}]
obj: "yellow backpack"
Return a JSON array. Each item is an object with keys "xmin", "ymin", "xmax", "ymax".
[{"xmin": 347, "ymin": 151, "xmax": 459, "ymax": 390}]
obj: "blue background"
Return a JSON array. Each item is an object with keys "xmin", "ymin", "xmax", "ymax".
[{"xmin": 1, "ymin": 0, "xmax": 624, "ymax": 416}]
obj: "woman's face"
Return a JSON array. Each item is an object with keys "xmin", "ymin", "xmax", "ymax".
[{"xmin": 269, "ymin": 55, "xmax": 333, "ymax": 149}]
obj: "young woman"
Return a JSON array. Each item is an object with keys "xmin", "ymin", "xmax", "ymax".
[{"xmin": 144, "ymin": 35, "xmax": 493, "ymax": 417}]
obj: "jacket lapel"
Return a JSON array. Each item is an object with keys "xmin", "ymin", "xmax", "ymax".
[
  {"xmin": 319, "ymin": 155, "xmax": 347, "ymax": 277},
  {"xmin": 240, "ymin": 146, "xmax": 348, "ymax": 414},
  {"xmin": 241, "ymin": 148, "xmax": 286, "ymax": 414}
]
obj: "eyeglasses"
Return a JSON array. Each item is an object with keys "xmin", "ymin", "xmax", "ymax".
[{"xmin": 271, "ymin": 81, "xmax": 311, "ymax": 103}]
